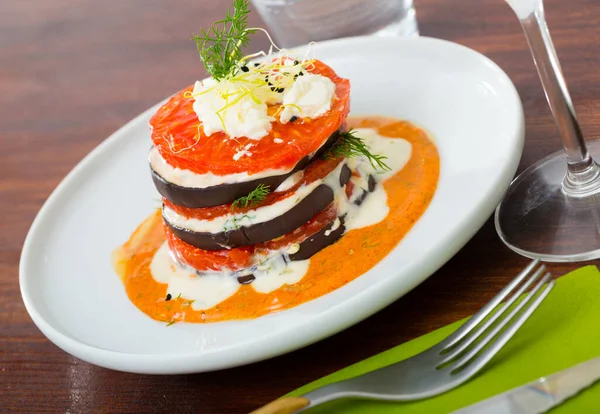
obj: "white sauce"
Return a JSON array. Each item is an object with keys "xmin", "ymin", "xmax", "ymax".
[
  {"xmin": 336, "ymin": 128, "xmax": 412, "ymax": 231},
  {"xmin": 150, "ymin": 243, "xmax": 310, "ymax": 310},
  {"xmin": 324, "ymin": 217, "xmax": 341, "ymax": 237},
  {"xmin": 151, "ymin": 244, "xmax": 240, "ymax": 310},
  {"xmin": 163, "ymin": 163, "xmax": 345, "ymax": 234},
  {"xmin": 274, "ymin": 171, "xmax": 304, "ymax": 193},
  {"xmin": 252, "ymin": 260, "xmax": 310, "ymax": 293},
  {"xmin": 353, "ymin": 128, "xmax": 413, "ymax": 181},
  {"xmin": 344, "ymin": 184, "xmax": 389, "ymax": 230},
  {"xmin": 149, "ymin": 146, "xmax": 290, "ymax": 188}
]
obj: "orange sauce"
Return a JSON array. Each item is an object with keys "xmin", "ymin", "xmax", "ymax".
[{"xmin": 113, "ymin": 117, "xmax": 440, "ymax": 324}]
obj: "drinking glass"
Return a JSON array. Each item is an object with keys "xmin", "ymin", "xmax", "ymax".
[
  {"xmin": 250, "ymin": 0, "xmax": 418, "ymax": 48},
  {"xmin": 495, "ymin": 0, "xmax": 600, "ymax": 262}
]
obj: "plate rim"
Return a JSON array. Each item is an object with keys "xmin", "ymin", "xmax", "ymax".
[{"xmin": 19, "ymin": 35, "xmax": 525, "ymax": 374}]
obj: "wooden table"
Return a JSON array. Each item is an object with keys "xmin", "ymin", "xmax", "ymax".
[{"xmin": 2, "ymin": 0, "xmax": 599, "ymax": 412}]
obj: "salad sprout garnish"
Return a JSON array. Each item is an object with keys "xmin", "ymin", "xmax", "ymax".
[{"xmin": 160, "ymin": 125, "xmax": 203, "ymax": 154}]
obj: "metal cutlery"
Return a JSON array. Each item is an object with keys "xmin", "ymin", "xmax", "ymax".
[
  {"xmin": 454, "ymin": 356, "xmax": 600, "ymax": 414},
  {"xmin": 252, "ymin": 260, "xmax": 555, "ymax": 413}
]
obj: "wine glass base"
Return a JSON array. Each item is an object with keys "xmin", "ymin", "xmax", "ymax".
[{"xmin": 496, "ymin": 139, "xmax": 600, "ymax": 262}]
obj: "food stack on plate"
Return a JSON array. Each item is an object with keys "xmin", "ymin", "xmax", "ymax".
[{"xmin": 147, "ymin": 57, "xmax": 378, "ymax": 283}]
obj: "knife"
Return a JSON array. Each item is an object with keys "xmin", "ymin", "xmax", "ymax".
[{"xmin": 453, "ymin": 356, "xmax": 600, "ymax": 414}]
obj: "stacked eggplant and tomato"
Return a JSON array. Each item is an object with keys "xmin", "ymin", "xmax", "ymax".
[{"xmin": 148, "ymin": 60, "xmax": 370, "ymax": 284}]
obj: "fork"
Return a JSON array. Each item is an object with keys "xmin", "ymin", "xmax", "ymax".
[{"xmin": 251, "ymin": 260, "xmax": 555, "ymax": 414}]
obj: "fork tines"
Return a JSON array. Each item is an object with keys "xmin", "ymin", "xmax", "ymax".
[{"xmin": 438, "ymin": 259, "xmax": 554, "ymax": 375}]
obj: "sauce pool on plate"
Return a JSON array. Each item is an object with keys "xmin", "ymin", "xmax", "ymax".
[{"xmin": 113, "ymin": 117, "xmax": 439, "ymax": 324}]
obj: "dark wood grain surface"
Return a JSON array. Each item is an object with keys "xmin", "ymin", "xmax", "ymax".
[{"xmin": 2, "ymin": 0, "xmax": 600, "ymax": 412}]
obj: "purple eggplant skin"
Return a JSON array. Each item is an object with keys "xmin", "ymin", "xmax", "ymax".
[
  {"xmin": 289, "ymin": 216, "xmax": 346, "ymax": 261},
  {"xmin": 151, "ymin": 129, "xmax": 342, "ymax": 208}
]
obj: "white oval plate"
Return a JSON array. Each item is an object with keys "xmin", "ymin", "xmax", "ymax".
[{"xmin": 20, "ymin": 36, "xmax": 524, "ymax": 374}]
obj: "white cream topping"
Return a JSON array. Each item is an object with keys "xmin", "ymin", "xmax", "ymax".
[
  {"xmin": 280, "ymin": 74, "xmax": 336, "ymax": 123},
  {"xmin": 191, "ymin": 70, "xmax": 336, "ymax": 139},
  {"xmin": 163, "ymin": 162, "xmax": 345, "ymax": 234},
  {"xmin": 149, "ymin": 147, "xmax": 289, "ymax": 188},
  {"xmin": 192, "ymin": 78, "xmax": 273, "ymax": 140}
]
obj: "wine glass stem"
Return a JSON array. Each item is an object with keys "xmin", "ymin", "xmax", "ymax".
[{"xmin": 515, "ymin": 1, "xmax": 600, "ymax": 191}]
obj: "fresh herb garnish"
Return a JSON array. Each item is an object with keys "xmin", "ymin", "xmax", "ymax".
[
  {"xmin": 193, "ymin": 0, "xmax": 256, "ymax": 80},
  {"xmin": 330, "ymin": 130, "xmax": 391, "ymax": 171},
  {"xmin": 231, "ymin": 184, "xmax": 270, "ymax": 210}
]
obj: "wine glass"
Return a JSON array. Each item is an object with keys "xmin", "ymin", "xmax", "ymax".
[{"xmin": 495, "ymin": 0, "xmax": 600, "ymax": 262}]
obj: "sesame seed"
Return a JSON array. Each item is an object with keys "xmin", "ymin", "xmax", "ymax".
[
  {"xmin": 254, "ymin": 63, "xmax": 260, "ymax": 67},
  {"xmin": 166, "ymin": 294, "xmax": 172, "ymax": 301},
  {"xmin": 294, "ymin": 60, "xmax": 299, "ymax": 65},
  {"xmin": 299, "ymin": 71, "xmax": 304, "ymax": 76},
  {"xmin": 240, "ymin": 65, "xmax": 249, "ymax": 72},
  {"xmin": 270, "ymin": 86, "xmax": 276, "ymax": 91},
  {"xmin": 290, "ymin": 116, "xmax": 298, "ymax": 123},
  {"xmin": 276, "ymin": 87, "xmax": 284, "ymax": 93}
]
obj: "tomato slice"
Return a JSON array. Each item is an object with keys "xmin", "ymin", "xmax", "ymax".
[
  {"xmin": 150, "ymin": 60, "xmax": 350, "ymax": 176},
  {"xmin": 165, "ymin": 224, "xmax": 254, "ymax": 272}
]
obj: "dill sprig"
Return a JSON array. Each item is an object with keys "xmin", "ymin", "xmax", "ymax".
[
  {"xmin": 330, "ymin": 130, "xmax": 391, "ymax": 171},
  {"xmin": 193, "ymin": 0, "xmax": 256, "ymax": 80},
  {"xmin": 231, "ymin": 184, "xmax": 270, "ymax": 210}
]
